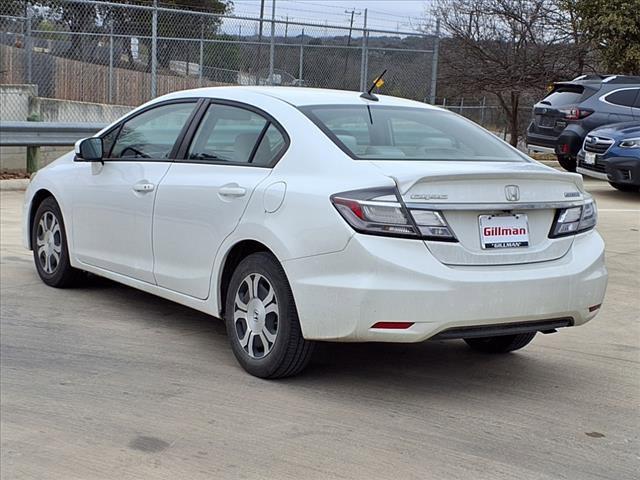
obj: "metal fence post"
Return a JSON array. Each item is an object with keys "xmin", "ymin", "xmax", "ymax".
[
  {"xmin": 25, "ymin": 8, "xmax": 32, "ymax": 84},
  {"xmin": 151, "ymin": 0, "xmax": 158, "ymax": 98},
  {"xmin": 459, "ymin": 97, "xmax": 464, "ymax": 114},
  {"xmin": 108, "ymin": 17, "xmax": 114, "ymax": 103},
  {"xmin": 480, "ymin": 96, "xmax": 486, "ymax": 125},
  {"xmin": 298, "ymin": 28, "xmax": 304, "ymax": 82},
  {"xmin": 199, "ymin": 21, "xmax": 204, "ymax": 86},
  {"xmin": 359, "ymin": 8, "xmax": 368, "ymax": 91},
  {"xmin": 429, "ymin": 18, "xmax": 440, "ymax": 104},
  {"xmin": 269, "ymin": 0, "xmax": 276, "ymax": 85}
]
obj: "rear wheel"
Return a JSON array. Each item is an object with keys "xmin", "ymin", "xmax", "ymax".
[
  {"xmin": 224, "ymin": 252, "xmax": 314, "ymax": 378},
  {"xmin": 557, "ymin": 155, "xmax": 576, "ymax": 172},
  {"xmin": 31, "ymin": 196, "xmax": 82, "ymax": 288},
  {"xmin": 609, "ymin": 182, "xmax": 639, "ymax": 192},
  {"xmin": 464, "ymin": 332, "xmax": 536, "ymax": 353}
]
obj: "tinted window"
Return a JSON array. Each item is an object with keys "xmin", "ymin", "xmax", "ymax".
[
  {"xmin": 606, "ymin": 88, "xmax": 639, "ymax": 107},
  {"xmin": 188, "ymin": 104, "xmax": 268, "ymax": 163},
  {"xmin": 542, "ymin": 86, "xmax": 584, "ymax": 106},
  {"xmin": 252, "ymin": 124, "xmax": 286, "ymax": 166},
  {"xmin": 302, "ymin": 105, "xmax": 524, "ymax": 162},
  {"xmin": 109, "ymin": 102, "xmax": 196, "ymax": 159},
  {"xmin": 101, "ymin": 126, "xmax": 120, "ymax": 158}
]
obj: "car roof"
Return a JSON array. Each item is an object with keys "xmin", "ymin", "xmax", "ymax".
[
  {"xmin": 162, "ymin": 86, "xmax": 440, "ymax": 109},
  {"xmin": 557, "ymin": 74, "xmax": 640, "ymax": 88}
]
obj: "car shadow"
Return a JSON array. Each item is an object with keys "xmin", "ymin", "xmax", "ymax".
[{"xmin": 75, "ymin": 273, "xmax": 580, "ymax": 397}]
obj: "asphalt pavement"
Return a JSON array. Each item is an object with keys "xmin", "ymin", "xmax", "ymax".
[{"xmin": 1, "ymin": 179, "xmax": 638, "ymax": 480}]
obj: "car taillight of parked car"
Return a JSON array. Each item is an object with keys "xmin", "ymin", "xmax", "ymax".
[
  {"xmin": 330, "ymin": 187, "xmax": 457, "ymax": 242},
  {"xmin": 559, "ymin": 108, "xmax": 594, "ymax": 120}
]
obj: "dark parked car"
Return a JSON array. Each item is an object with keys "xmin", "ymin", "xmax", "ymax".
[
  {"xmin": 577, "ymin": 122, "xmax": 640, "ymax": 192},
  {"xmin": 527, "ymin": 75, "xmax": 640, "ymax": 171}
]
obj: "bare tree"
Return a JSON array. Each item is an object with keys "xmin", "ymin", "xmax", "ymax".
[{"xmin": 435, "ymin": 0, "xmax": 582, "ymax": 145}]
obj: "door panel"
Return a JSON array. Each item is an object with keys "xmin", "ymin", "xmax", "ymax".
[
  {"xmin": 153, "ymin": 164, "xmax": 270, "ymax": 298},
  {"xmin": 72, "ymin": 161, "xmax": 170, "ymax": 283},
  {"xmin": 71, "ymin": 100, "xmax": 198, "ymax": 283},
  {"xmin": 152, "ymin": 101, "xmax": 287, "ymax": 299}
]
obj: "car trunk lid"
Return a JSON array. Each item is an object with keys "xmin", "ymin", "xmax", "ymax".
[{"xmin": 369, "ymin": 160, "xmax": 585, "ymax": 266}]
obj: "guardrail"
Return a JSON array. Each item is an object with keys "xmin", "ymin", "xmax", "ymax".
[
  {"xmin": 0, "ymin": 121, "xmax": 106, "ymax": 172},
  {"xmin": 0, "ymin": 121, "xmax": 106, "ymax": 147}
]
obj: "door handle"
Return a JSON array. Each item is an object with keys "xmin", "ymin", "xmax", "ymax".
[
  {"xmin": 132, "ymin": 182, "xmax": 155, "ymax": 193},
  {"xmin": 219, "ymin": 185, "xmax": 247, "ymax": 198}
]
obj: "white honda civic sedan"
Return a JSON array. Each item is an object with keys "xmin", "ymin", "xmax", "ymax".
[{"xmin": 23, "ymin": 87, "xmax": 608, "ymax": 377}]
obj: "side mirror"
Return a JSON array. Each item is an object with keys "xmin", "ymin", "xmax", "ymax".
[{"xmin": 74, "ymin": 137, "xmax": 103, "ymax": 162}]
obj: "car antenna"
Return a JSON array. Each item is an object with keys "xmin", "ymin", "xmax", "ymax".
[{"xmin": 360, "ymin": 69, "xmax": 387, "ymax": 101}]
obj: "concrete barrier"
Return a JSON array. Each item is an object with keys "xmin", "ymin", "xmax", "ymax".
[{"xmin": 0, "ymin": 85, "xmax": 132, "ymax": 172}]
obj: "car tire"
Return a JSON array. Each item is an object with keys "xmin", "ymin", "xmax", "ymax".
[
  {"xmin": 31, "ymin": 196, "xmax": 82, "ymax": 288},
  {"xmin": 464, "ymin": 332, "xmax": 536, "ymax": 353},
  {"xmin": 557, "ymin": 155, "xmax": 576, "ymax": 172},
  {"xmin": 224, "ymin": 252, "xmax": 314, "ymax": 378},
  {"xmin": 609, "ymin": 182, "xmax": 639, "ymax": 193}
]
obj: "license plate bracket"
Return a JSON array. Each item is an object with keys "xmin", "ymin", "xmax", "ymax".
[{"xmin": 479, "ymin": 214, "xmax": 530, "ymax": 249}]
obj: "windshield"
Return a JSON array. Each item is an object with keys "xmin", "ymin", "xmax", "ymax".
[{"xmin": 301, "ymin": 105, "xmax": 525, "ymax": 162}]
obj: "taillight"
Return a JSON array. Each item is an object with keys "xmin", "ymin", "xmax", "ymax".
[
  {"xmin": 559, "ymin": 108, "xmax": 593, "ymax": 120},
  {"xmin": 549, "ymin": 199, "xmax": 597, "ymax": 238},
  {"xmin": 330, "ymin": 187, "xmax": 457, "ymax": 241}
]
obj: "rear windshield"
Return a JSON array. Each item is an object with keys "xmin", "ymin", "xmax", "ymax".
[
  {"xmin": 300, "ymin": 105, "xmax": 524, "ymax": 162},
  {"xmin": 541, "ymin": 85, "xmax": 585, "ymax": 106}
]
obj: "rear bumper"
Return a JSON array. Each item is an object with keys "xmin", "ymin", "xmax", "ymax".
[
  {"xmin": 284, "ymin": 231, "xmax": 608, "ymax": 342},
  {"xmin": 526, "ymin": 130, "xmax": 558, "ymax": 152},
  {"xmin": 526, "ymin": 128, "xmax": 583, "ymax": 157}
]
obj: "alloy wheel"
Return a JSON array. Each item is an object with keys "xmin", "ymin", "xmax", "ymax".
[
  {"xmin": 233, "ymin": 273, "xmax": 279, "ymax": 358},
  {"xmin": 36, "ymin": 211, "xmax": 62, "ymax": 274}
]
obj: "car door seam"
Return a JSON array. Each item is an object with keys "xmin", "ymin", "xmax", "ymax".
[{"xmin": 150, "ymin": 163, "xmax": 175, "ymax": 285}]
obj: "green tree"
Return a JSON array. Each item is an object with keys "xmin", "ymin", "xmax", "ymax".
[{"xmin": 573, "ymin": 0, "xmax": 640, "ymax": 74}]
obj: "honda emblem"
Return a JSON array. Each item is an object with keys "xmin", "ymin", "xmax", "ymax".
[{"xmin": 505, "ymin": 185, "xmax": 520, "ymax": 202}]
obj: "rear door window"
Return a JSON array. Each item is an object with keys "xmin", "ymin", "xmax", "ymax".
[
  {"xmin": 187, "ymin": 104, "xmax": 267, "ymax": 164},
  {"xmin": 605, "ymin": 88, "xmax": 639, "ymax": 107}
]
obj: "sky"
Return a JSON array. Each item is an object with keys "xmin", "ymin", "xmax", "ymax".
[{"xmin": 228, "ymin": 0, "xmax": 435, "ymax": 34}]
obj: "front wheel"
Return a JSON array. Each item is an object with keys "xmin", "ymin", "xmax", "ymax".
[
  {"xmin": 31, "ymin": 196, "xmax": 82, "ymax": 287},
  {"xmin": 464, "ymin": 332, "xmax": 536, "ymax": 353},
  {"xmin": 224, "ymin": 252, "xmax": 314, "ymax": 378}
]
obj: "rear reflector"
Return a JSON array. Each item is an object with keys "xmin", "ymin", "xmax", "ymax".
[
  {"xmin": 589, "ymin": 304, "xmax": 602, "ymax": 312},
  {"xmin": 371, "ymin": 322, "xmax": 414, "ymax": 329}
]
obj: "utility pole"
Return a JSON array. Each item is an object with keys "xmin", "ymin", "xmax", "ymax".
[
  {"xmin": 269, "ymin": 0, "xmax": 276, "ymax": 85},
  {"xmin": 342, "ymin": 9, "xmax": 361, "ymax": 89},
  {"xmin": 359, "ymin": 8, "xmax": 368, "ymax": 91}
]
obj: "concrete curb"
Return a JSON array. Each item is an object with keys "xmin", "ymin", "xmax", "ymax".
[{"xmin": 0, "ymin": 179, "xmax": 29, "ymax": 191}]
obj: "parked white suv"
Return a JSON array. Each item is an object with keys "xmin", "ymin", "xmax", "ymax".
[{"xmin": 24, "ymin": 87, "xmax": 608, "ymax": 377}]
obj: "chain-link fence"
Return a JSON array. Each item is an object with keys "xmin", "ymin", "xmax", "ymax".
[
  {"xmin": 0, "ymin": 0, "xmax": 438, "ymax": 124},
  {"xmin": 435, "ymin": 97, "xmax": 533, "ymax": 144}
]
